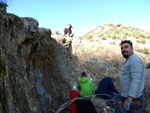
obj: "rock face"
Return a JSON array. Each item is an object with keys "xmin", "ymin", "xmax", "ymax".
[
  {"xmin": 0, "ymin": 8, "xmax": 150, "ymax": 113},
  {"xmin": 0, "ymin": 8, "xmax": 74, "ymax": 113}
]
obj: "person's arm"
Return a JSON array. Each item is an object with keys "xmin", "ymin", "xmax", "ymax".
[
  {"xmin": 77, "ymin": 82, "xmax": 80, "ymax": 90},
  {"xmin": 91, "ymin": 81, "xmax": 94, "ymax": 92},
  {"xmin": 109, "ymin": 80, "xmax": 119, "ymax": 94}
]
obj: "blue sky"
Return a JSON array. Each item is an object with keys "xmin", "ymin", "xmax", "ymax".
[{"xmin": 6, "ymin": 0, "xmax": 150, "ymax": 36}]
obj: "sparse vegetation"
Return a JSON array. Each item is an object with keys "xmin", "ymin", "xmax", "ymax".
[
  {"xmin": 55, "ymin": 31, "xmax": 61, "ymax": 35},
  {"xmin": 140, "ymin": 38, "xmax": 146, "ymax": 44},
  {"xmin": 110, "ymin": 42, "xmax": 116, "ymax": 45},
  {"xmin": 101, "ymin": 36, "xmax": 107, "ymax": 40},
  {"xmin": 142, "ymin": 48, "xmax": 149, "ymax": 54},
  {"xmin": 78, "ymin": 23, "xmax": 150, "ymax": 55}
]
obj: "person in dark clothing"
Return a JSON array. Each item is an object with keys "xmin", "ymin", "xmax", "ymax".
[
  {"xmin": 70, "ymin": 87, "xmax": 97, "ymax": 113},
  {"xmin": 64, "ymin": 24, "xmax": 74, "ymax": 37},
  {"xmin": 73, "ymin": 97, "xmax": 97, "ymax": 113},
  {"xmin": 95, "ymin": 77, "xmax": 119, "ymax": 99}
]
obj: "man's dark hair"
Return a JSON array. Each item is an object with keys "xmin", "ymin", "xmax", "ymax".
[
  {"xmin": 110, "ymin": 77, "xmax": 115, "ymax": 82},
  {"xmin": 120, "ymin": 40, "xmax": 133, "ymax": 47},
  {"xmin": 81, "ymin": 72, "xmax": 86, "ymax": 77}
]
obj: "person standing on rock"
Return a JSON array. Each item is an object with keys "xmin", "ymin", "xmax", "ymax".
[
  {"xmin": 77, "ymin": 72, "xmax": 94, "ymax": 97},
  {"xmin": 64, "ymin": 24, "xmax": 74, "ymax": 37},
  {"xmin": 116, "ymin": 40, "xmax": 145, "ymax": 112}
]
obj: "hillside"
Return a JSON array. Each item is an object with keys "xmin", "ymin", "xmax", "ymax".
[{"xmin": 80, "ymin": 23, "xmax": 150, "ymax": 55}]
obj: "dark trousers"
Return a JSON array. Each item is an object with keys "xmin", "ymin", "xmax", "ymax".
[
  {"xmin": 74, "ymin": 97, "xmax": 97, "ymax": 113},
  {"xmin": 115, "ymin": 95, "xmax": 144, "ymax": 113}
]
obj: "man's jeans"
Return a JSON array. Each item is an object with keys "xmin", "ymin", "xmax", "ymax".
[{"xmin": 115, "ymin": 95, "xmax": 144, "ymax": 113}]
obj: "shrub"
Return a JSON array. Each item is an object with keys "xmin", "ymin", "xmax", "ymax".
[
  {"xmin": 85, "ymin": 34, "xmax": 94, "ymax": 39},
  {"xmin": 112, "ymin": 35, "xmax": 116, "ymax": 39},
  {"xmin": 116, "ymin": 29, "xmax": 122, "ymax": 34},
  {"xmin": 110, "ymin": 42, "xmax": 116, "ymax": 45},
  {"xmin": 123, "ymin": 36, "xmax": 127, "ymax": 40},
  {"xmin": 55, "ymin": 31, "xmax": 61, "ymax": 35},
  {"xmin": 101, "ymin": 36, "xmax": 107, "ymax": 40},
  {"xmin": 108, "ymin": 23, "xmax": 114, "ymax": 27},
  {"xmin": 142, "ymin": 48, "xmax": 149, "ymax": 54},
  {"xmin": 124, "ymin": 32, "xmax": 128, "ymax": 36},
  {"xmin": 116, "ymin": 23, "xmax": 122, "ymax": 27},
  {"xmin": 106, "ymin": 32, "xmax": 111, "ymax": 38},
  {"xmin": 79, "ymin": 36, "xmax": 84, "ymax": 40},
  {"xmin": 101, "ymin": 26, "xmax": 105, "ymax": 30},
  {"xmin": 134, "ymin": 44, "xmax": 141, "ymax": 51},
  {"xmin": 0, "ymin": 0, "xmax": 8, "ymax": 8},
  {"xmin": 98, "ymin": 33, "xmax": 103, "ymax": 37},
  {"xmin": 140, "ymin": 38, "xmax": 146, "ymax": 44}
]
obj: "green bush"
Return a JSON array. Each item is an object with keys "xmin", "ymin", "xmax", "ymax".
[
  {"xmin": 142, "ymin": 48, "xmax": 149, "ymax": 54},
  {"xmin": 140, "ymin": 38, "xmax": 146, "ymax": 44},
  {"xmin": 116, "ymin": 29, "xmax": 122, "ymax": 34},
  {"xmin": 106, "ymin": 33, "xmax": 111, "ymax": 38},
  {"xmin": 101, "ymin": 36, "xmax": 107, "ymax": 40}
]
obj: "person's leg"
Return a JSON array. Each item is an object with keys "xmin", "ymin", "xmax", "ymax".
[
  {"xmin": 113, "ymin": 92, "xmax": 119, "ymax": 99},
  {"xmin": 70, "ymin": 33, "xmax": 74, "ymax": 37},
  {"xmin": 64, "ymin": 28, "xmax": 67, "ymax": 36},
  {"xmin": 114, "ymin": 94, "xmax": 127, "ymax": 113}
]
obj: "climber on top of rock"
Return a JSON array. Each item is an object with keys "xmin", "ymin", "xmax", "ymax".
[{"xmin": 64, "ymin": 24, "xmax": 74, "ymax": 37}]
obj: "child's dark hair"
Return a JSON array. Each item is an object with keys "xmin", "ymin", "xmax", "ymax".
[
  {"xmin": 81, "ymin": 72, "xmax": 86, "ymax": 77},
  {"xmin": 120, "ymin": 40, "xmax": 133, "ymax": 47}
]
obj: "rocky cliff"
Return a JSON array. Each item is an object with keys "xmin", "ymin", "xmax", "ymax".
[
  {"xmin": 0, "ymin": 7, "xmax": 150, "ymax": 113},
  {"xmin": 0, "ymin": 7, "xmax": 75, "ymax": 113}
]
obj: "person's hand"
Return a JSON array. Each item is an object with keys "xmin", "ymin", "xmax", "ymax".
[{"xmin": 123, "ymin": 99, "xmax": 132, "ymax": 111}]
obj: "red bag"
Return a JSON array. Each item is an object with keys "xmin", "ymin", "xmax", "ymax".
[{"xmin": 70, "ymin": 90, "xmax": 80, "ymax": 113}]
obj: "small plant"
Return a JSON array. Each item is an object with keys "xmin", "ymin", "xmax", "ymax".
[
  {"xmin": 116, "ymin": 23, "xmax": 122, "ymax": 27},
  {"xmin": 79, "ymin": 36, "xmax": 84, "ymax": 40},
  {"xmin": 106, "ymin": 32, "xmax": 111, "ymax": 38},
  {"xmin": 112, "ymin": 35, "xmax": 116, "ymax": 39},
  {"xmin": 124, "ymin": 32, "xmax": 128, "ymax": 36},
  {"xmin": 136, "ymin": 39, "xmax": 140, "ymax": 43},
  {"xmin": 55, "ymin": 31, "xmax": 61, "ymax": 35},
  {"xmin": 0, "ymin": 0, "xmax": 8, "ymax": 8},
  {"xmin": 122, "ymin": 36, "xmax": 127, "ymax": 40},
  {"xmin": 140, "ymin": 38, "xmax": 146, "ymax": 44},
  {"xmin": 142, "ymin": 48, "xmax": 149, "ymax": 54},
  {"xmin": 110, "ymin": 41, "xmax": 116, "ymax": 45},
  {"xmin": 85, "ymin": 34, "xmax": 94, "ymax": 39},
  {"xmin": 97, "ymin": 33, "xmax": 103, "ymax": 37},
  {"xmin": 108, "ymin": 23, "xmax": 114, "ymax": 27},
  {"xmin": 134, "ymin": 44, "xmax": 141, "ymax": 51},
  {"xmin": 116, "ymin": 29, "xmax": 122, "ymax": 34},
  {"xmin": 101, "ymin": 36, "xmax": 107, "ymax": 40},
  {"xmin": 101, "ymin": 26, "xmax": 105, "ymax": 30}
]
